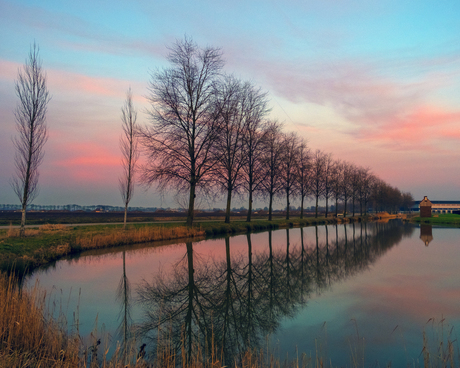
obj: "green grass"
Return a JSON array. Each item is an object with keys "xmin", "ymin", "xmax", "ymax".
[{"xmin": 412, "ymin": 213, "xmax": 460, "ymax": 226}]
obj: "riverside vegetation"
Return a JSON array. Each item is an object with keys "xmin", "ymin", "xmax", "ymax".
[
  {"xmin": 0, "ymin": 212, "xmax": 410, "ymax": 273},
  {"xmin": 412, "ymin": 213, "xmax": 460, "ymax": 226},
  {"xmin": 0, "ymin": 216, "xmax": 348, "ymax": 273}
]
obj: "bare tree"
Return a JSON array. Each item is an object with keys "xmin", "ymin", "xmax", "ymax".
[
  {"xmin": 260, "ymin": 121, "xmax": 284, "ymax": 221},
  {"xmin": 311, "ymin": 150, "xmax": 326, "ymax": 218},
  {"xmin": 296, "ymin": 138, "xmax": 311, "ymax": 219},
  {"xmin": 322, "ymin": 153, "xmax": 333, "ymax": 218},
  {"xmin": 356, "ymin": 167, "xmax": 371, "ymax": 215},
  {"xmin": 213, "ymin": 76, "xmax": 249, "ymax": 223},
  {"xmin": 350, "ymin": 164, "xmax": 360, "ymax": 216},
  {"xmin": 119, "ymin": 88, "xmax": 139, "ymax": 230},
  {"xmin": 341, "ymin": 162, "xmax": 353, "ymax": 217},
  {"xmin": 241, "ymin": 87, "xmax": 269, "ymax": 222},
  {"xmin": 139, "ymin": 37, "xmax": 224, "ymax": 226},
  {"xmin": 330, "ymin": 159, "xmax": 343, "ymax": 217},
  {"xmin": 11, "ymin": 43, "xmax": 50, "ymax": 237},
  {"xmin": 280, "ymin": 132, "xmax": 300, "ymax": 220}
]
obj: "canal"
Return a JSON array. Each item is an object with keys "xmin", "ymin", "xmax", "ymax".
[{"xmin": 26, "ymin": 221, "xmax": 460, "ymax": 366}]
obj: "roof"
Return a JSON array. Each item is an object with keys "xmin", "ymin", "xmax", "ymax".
[
  {"xmin": 414, "ymin": 200, "xmax": 460, "ymax": 205},
  {"xmin": 420, "ymin": 196, "xmax": 432, "ymax": 207}
]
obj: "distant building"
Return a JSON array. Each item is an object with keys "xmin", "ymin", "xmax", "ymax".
[
  {"xmin": 412, "ymin": 197, "xmax": 460, "ymax": 215},
  {"xmin": 431, "ymin": 201, "xmax": 460, "ymax": 214},
  {"xmin": 419, "ymin": 196, "xmax": 432, "ymax": 218}
]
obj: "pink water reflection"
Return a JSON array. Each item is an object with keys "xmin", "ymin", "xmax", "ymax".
[{"xmin": 26, "ymin": 224, "xmax": 460, "ymax": 366}]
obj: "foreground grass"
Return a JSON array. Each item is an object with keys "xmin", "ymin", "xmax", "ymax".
[
  {"xmin": 0, "ymin": 217, "xmax": 349, "ymax": 273},
  {"xmin": 412, "ymin": 213, "xmax": 460, "ymax": 226}
]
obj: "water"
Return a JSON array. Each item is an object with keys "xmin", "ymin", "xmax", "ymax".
[{"xmin": 26, "ymin": 221, "xmax": 460, "ymax": 366}]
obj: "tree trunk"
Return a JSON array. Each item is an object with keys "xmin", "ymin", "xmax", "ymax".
[
  {"xmin": 247, "ymin": 188, "xmax": 253, "ymax": 222},
  {"xmin": 225, "ymin": 187, "xmax": 232, "ymax": 223},
  {"xmin": 187, "ymin": 182, "xmax": 196, "ymax": 227},
  {"xmin": 286, "ymin": 191, "xmax": 290, "ymax": 220},
  {"xmin": 325, "ymin": 197, "xmax": 329, "ymax": 218},
  {"xmin": 315, "ymin": 195, "xmax": 319, "ymax": 218},
  {"xmin": 20, "ymin": 149, "xmax": 32, "ymax": 238},
  {"xmin": 268, "ymin": 192, "xmax": 273, "ymax": 221},
  {"xmin": 300, "ymin": 195, "xmax": 304, "ymax": 219},
  {"xmin": 123, "ymin": 204, "xmax": 128, "ymax": 230},
  {"xmin": 20, "ymin": 206, "xmax": 27, "ymax": 237}
]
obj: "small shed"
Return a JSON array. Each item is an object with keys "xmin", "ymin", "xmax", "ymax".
[{"xmin": 419, "ymin": 196, "xmax": 432, "ymax": 218}]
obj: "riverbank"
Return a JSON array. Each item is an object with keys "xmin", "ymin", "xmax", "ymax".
[
  {"xmin": 0, "ymin": 215, "xmax": 371, "ymax": 273},
  {"xmin": 411, "ymin": 213, "xmax": 460, "ymax": 226}
]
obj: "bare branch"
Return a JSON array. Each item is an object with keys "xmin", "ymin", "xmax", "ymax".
[
  {"xmin": 119, "ymin": 88, "xmax": 139, "ymax": 229},
  {"xmin": 11, "ymin": 42, "xmax": 50, "ymax": 236}
]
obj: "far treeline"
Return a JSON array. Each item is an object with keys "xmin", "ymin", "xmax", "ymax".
[{"xmin": 11, "ymin": 37, "xmax": 414, "ymax": 234}]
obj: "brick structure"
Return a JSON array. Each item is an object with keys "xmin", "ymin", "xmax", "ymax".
[{"xmin": 419, "ymin": 196, "xmax": 432, "ymax": 218}]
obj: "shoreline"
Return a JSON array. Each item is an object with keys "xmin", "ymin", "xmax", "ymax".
[{"xmin": 0, "ymin": 213, "xmax": 406, "ymax": 275}]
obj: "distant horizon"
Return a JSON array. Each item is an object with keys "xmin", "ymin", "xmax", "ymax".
[{"xmin": 4, "ymin": 195, "xmax": 460, "ymax": 212}]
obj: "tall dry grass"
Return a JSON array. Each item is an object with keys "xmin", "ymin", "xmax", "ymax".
[
  {"xmin": 75, "ymin": 226, "xmax": 205, "ymax": 251},
  {"xmin": 0, "ymin": 273, "xmax": 80, "ymax": 367},
  {"xmin": 0, "ymin": 273, "xmax": 154, "ymax": 368},
  {"xmin": 6, "ymin": 223, "xmax": 40, "ymax": 238}
]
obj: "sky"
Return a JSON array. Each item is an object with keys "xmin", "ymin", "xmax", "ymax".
[{"xmin": 1, "ymin": 0, "xmax": 460, "ymax": 209}]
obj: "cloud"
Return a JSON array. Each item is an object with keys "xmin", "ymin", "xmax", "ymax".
[
  {"xmin": 0, "ymin": 58, "xmax": 147, "ymax": 100},
  {"xmin": 0, "ymin": 1, "xmax": 167, "ymax": 60},
  {"xmin": 225, "ymin": 45, "xmax": 460, "ymax": 153},
  {"xmin": 356, "ymin": 105, "xmax": 460, "ymax": 152}
]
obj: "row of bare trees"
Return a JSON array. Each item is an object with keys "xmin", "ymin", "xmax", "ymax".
[
  {"xmin": 136, "ymin": 37, "xmax": 413, "ymax": 225},
  {"xmin": 11, "ymin": 39, "xmax": 413, "ymax": 234}
]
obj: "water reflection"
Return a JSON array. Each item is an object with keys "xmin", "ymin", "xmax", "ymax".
[
  {"xmin": 136, "ymin": 221, "xmax": 414, "ymax": 366},
  {"xmin": 116, "ymin": 250, "xmax": 133, "ymax": 364},
  {"xmin": 420, "ymin": 225, "xmax": 433, "ymax": 246}
]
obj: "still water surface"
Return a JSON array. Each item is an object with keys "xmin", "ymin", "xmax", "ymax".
[{"xmin": 26, "ymin": 221, "xmax": 460, "ymax": 366}]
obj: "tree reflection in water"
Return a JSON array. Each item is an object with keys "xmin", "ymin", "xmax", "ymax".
[
  {"xmin": 115, "ymin": 250, "xmax": 133, "ymax": 364},
  {"xmin": 136, "ymin": 221, "xmax": 414, "ymax": 366}
]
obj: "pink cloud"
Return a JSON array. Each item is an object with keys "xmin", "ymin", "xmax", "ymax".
[
  {"xmin": 356, "ymin": 105, "xmax": 460, "ymax": 152},
  {"xmin": 0, "ymin": 60, "xmax": 18, "ymax": 81},
  {"xmin": 221, "ymin": 39, "xmax": 460, "ymax": 157},
  {"xmin": 0, "ymin": 58, "xmax": 146, "ymax": 101},
  {"xmin": 42, "ymin": 140, "xmax": 121, "ymax": 184},
  {"xmin": 49, "ymin": 69, "xmax": 130, "ymax": 99}
]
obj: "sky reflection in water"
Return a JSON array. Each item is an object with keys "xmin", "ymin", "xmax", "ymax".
[{"xmin": 26, "ymin": 222, "xmax": 460, "ymax": 366}]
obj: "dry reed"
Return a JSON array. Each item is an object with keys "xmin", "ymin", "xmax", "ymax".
[
  {"xmin": 0, "ymin": 273, "xmax": 81, "ymax": 367},
  {"xmin": 75, "ymin": 226, "xmax": 205, "ymax": 251},
  {"xmin": 6, "ymin": 225, "xmax": 40, "ymax": 238},
  {"xmin": 39, "ymin": 224, "xmax": 69, "ymax": 232}
]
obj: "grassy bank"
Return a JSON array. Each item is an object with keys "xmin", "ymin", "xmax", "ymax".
[
  {"xmin": 411, "ymin": 213, "xmax": 460, "ymax": 226},
  {"xmin": 0, "ymin": 216, "xmax": 357, "ymax": 273}
]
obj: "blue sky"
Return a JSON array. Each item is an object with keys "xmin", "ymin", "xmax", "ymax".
[{"xmin": 1, "ymin": 0, "xmax": 460, "ymax": 208}]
